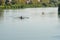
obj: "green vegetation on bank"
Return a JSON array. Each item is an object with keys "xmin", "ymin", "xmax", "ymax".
[{"xmin": 0, "ymin": 3, "xmax": 58, "ymax": 9}]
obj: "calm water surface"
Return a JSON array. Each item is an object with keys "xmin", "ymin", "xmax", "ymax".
[{"xmin": 0, "ymin": 7, "xmax": 60, "ymax": 40}]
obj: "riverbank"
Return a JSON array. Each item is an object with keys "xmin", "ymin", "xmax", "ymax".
[{"xmin": 0, "ymin": 3, "xmax": 58, "ymax": 9}]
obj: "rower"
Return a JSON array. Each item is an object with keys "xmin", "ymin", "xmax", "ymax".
[
  {"xmin": 20, "ymin": 16, "xmax": 24, "ymax": 19},
  {"xmin": 42, "ymin": 12, "xmax": 44, "ymax": 15}
]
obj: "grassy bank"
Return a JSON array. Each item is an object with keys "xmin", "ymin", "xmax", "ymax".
[{"xmin": 0, "ymin": 3, "xmax": 58, "ymax": 9}]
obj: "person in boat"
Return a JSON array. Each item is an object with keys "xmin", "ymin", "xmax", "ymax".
[
  {"xmin": 42, "ymin": 12, "xmax": 44, "ymax": 15},
  {"xmin": 19, "ymin": 16, "xmax": 24, "ymax": 19},
  {"xmin": 19, "ymin": 16, "xmax": 29, "ymax": 19}
]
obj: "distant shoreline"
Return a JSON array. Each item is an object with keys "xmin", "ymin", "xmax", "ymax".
[{"xmin": 0, "ymin": 4, "xmax": 58, "ymax": 9}]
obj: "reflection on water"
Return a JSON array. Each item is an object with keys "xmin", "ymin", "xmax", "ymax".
[
  {"xmin": 58, "ymin": 14, "xmax": 60, "ymax": 22},
  {"xmin": 0, "ymin": 7, "xmax": 60, "ymax": 40},
  {"xmin": 0, "ymin": 10, "xmax": 4, "ymax": 22}
]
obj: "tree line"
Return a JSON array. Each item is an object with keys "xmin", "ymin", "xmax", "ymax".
[
  {"xmin": 0, "ymin": 0, "xmax": 59, "ymax": 9},
  {"xmin": 0, "ymin": 0, "xmax": 59, "ymax": 5}
]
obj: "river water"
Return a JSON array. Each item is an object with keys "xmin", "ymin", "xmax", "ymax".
[{"xmin": 0, "ymin": 7, "xmax": 60, "ymax": 40}]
